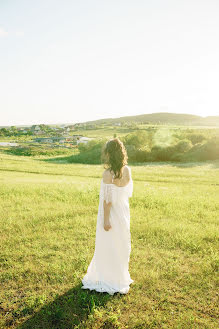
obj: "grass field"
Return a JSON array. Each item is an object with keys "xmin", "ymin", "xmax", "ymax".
[{"xmin": 0, "ymin": 153, "xmax": 218, "ymax": 328}]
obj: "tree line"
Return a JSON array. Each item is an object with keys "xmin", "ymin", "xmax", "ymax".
[{"xmin": 70, "ymin": 129, "xmax": 219, "ymax": 163}]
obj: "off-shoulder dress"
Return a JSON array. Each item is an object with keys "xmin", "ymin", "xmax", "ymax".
[{"xmin": 81, "ymin": 165, "xmax": 134, "ymax": 295}]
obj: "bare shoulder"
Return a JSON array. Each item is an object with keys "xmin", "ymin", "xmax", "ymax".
[
  {"xmin": 102, "ymin": 165, "xmax": 131, "ymax": 185},
  {"xmin": 102, "ymin": 169, "xmax": 113, "ymax": 184},
  {"xmin": 123, "ymin": 165, "xmax": 131, "ymax": 178}
]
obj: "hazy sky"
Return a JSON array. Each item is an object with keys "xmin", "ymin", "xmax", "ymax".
[{"xmin": 0, "ymin": 0, "xmax": 218, "ymax": 126}]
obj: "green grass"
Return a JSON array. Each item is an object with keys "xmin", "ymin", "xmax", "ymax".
[{"xmin": 0, "ymin": 153, "xmax": 218, "ymax": 328}]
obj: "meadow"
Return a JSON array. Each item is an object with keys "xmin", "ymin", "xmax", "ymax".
[{"xmin": 0, "ymin": 152, "xmax": 218, "ymax": 328}]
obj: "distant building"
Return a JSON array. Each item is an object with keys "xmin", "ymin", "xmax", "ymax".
[
  {"xmin": 0, "ymin": 142, "xmax": 19, "ymax": 147},
  {"xmin": 77, "ymin": 137, "xmax": 92, "ymax": 144},
  {"xmin": 34, "ymin": 136, "xmax": 83, "ymax": 144},
  {"xmin": 67, "ymin": 125, "xmax": 76, "ymax": 130},
  {"xmin": 17, "ymin": 128, "xmax": 28, "ymax": 133},
  {"xmin": 34, "ymin": 138, "xmax": 54, "ymax": 143},
  {"xmin": 31, "ymin": 125, "xmax": 42, "ymax": 135},
  {"xmin": 31, "ymin": 125, "xmax": 41, "ymax": 131}
]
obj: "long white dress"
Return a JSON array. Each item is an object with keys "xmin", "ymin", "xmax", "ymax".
[{"xmin": 81, "ymin": 166, "xmax": 134, "ymax": 295}]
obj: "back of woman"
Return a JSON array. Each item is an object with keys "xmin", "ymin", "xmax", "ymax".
[{"xmin": 81, "ymin": 138, "xmax": 134, "ymax": 295}]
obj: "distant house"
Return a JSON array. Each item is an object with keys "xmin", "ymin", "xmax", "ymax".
[
  {"xmin": 51, "ymin": 137, "xmax": 66, "ymax": 143},
  {"xmin": 34, "ymin": 138, "xmax": 53, "ymax": 143},
  {"xmin": 61, "ymin": 127, "xmax": 71, "ymax": 135},
  {"xmin": 67, "ymin": 125, "xmax": 76, "ymax": 130},
  {"xmin": 114, "ymin": 122, "xmax": 121, "ymax": 126},
  {"xmin": 34, "ymin": 135, "xmax": 89, "ymax": 145},
  {"xmin": 34, "ymin": 136, "xmax": 76, "ymax": 144},
  {"xmin": 77, "ymin": 137, "xmax": 92, "ymax": 145},
  {"xmin": 31, "ymin": 125, "xmax": 41, "ymax": 135},
  {"xmin": 31, "ymin": 125, "xmax": 41, "ymax": 131},
  {"xmin": 0, "ymin": 142, "xmax": 19, "ymax": 147},
  {"xmin": 17, "ymin": 128, "xmax": 28, "ymax": 133}
]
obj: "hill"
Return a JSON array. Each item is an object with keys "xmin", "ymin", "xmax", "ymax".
[
  {"xmin": 83, "ymin": 112, "xmax": 219, "ymax": 126},
  {"xmin": 1, "ymin": 112, "xmax": 219, "ymax": 129}
]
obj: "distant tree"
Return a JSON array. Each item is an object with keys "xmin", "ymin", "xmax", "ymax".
[
  {"xmin": 0, "ymin": 128, "xmax": 10, "ymax": 136},
  {"xmin": 123, "ymin": 130, "xmax": 148, "ymax": 149},
  {"xmin": 10, "ymin": 126, "xmax": 18, "ymax": 135},
  {"xmin": 39, "ymin": 124, "xmax": 51, "ymax": 133}
]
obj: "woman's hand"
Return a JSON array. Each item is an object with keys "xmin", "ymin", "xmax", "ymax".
[{"xmin": 104, "ymin": 220, "xmax": 112, "ymax": 231}]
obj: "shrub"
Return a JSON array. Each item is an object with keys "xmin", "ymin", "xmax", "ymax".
[
  {"xmin": 78, "ymin": 139, "xmax": 98, "ymax": 153},
  {"xmin": 130, "ymin": 149, "xmax": 151, "ymax": 162},
  {"xmin": 173, "ymin": 139, "xmax": 193, "ymax": 153},
  {"xmin": 186, "ymin": 133, "xmax": 206, "ymax": 145},
  {"xmin": 149, "ymin": 140, "xmax": 192, "ymax": 162},
  {"xmin": 69, "ymin": 138, "xmax": 107, "ymax": 164},
  {"xmin": 123, "ymin": 130, "xmax": 149, "ymax": 149},
  {"xmin": 150, "ymin": 145, "xmax": 174, "ymax": 161},
  {"xmin": 5, "ymin": 146, "xmax": 73, "ymax": 157},
  {"xmin": 184, "ymin": 137, "xmax": 219, "ymax": 161},
  {"xmin": 170, "ymin": 152, "xmax": 184, "ymax": 162}
]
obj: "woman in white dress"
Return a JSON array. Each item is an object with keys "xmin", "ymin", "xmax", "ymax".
[{"xmin": 81, "ymin": 137, "xmax": 134, "ymax": 295}]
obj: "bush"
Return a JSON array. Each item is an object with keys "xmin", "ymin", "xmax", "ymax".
[
  {"xmin": 203, "ymin": 138, "xmax": 219, "ymax": 159},
  {"xmin": 183, "ymin": 137, "xmax": 219, "ymax": 161},
  {"xmin": 173, "ymin": 139, "xmax": 193, "ymax": 153},
  {"xmin": 149, "ymin": 140, "xmax": 192, "ymax": 161},
  {"xmin": 69, "ymin": 138, "xmax": 107, "ymax": 164},
  {"xmin": 78, "ymin": 139, "xmax": 98, "ymax": 153},
  {"xmin": 186, "ymin": 133, "xmax": 206, "ymax": 145},
  {"xmin": 5, "ymin": 146, "xmax": 73, "ymax": 157},
  {"xmin": 128, "ymin": 149, "xmax": 151, "ymax": 162},
  {"xmin": 123, "ymin": 130, "xmax": 149, "ymax": 149},
  {"xmin": 8, "ymin": 147, "xmax": 32, "ymax": 156},
  {"xmin": 170, "ymin": 152, "xmax": 184, "ymax": 162},
  {"xmin": 150, "ymin": 145, "xmax": 175, "ymax": 161}
]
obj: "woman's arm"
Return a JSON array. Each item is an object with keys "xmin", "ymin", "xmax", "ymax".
[
  {"xmin": 102, "ymin": 169, "xmax": 113, "ymax": 231},
  {"xmin": 103, "ymin": 200, "xmax": 112, "ymax": 231}
]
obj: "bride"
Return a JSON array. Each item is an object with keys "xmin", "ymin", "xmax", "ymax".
[{"xmin": 81, "ymin": 137, "xmax": 134, "ymax": 295}]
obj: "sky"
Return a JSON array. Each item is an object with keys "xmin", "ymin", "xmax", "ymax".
[{"xmin": 0, "ymin": 0, "xmax": 218, "ymax": 126}]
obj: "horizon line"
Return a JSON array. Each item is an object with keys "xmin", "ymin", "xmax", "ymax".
[{"xmin": 1, "ymin": 111, "xmax": 218, "ymax": 128}]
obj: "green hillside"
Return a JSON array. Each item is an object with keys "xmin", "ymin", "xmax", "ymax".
[{"xmin": 83, "ymin": 112, "xmax": 219, "ymax": 127}]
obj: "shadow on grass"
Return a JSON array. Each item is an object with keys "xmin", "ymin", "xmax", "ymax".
[{"xmin": 17, "ymin": 282, "xmax": 116, "ymax": 329}]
